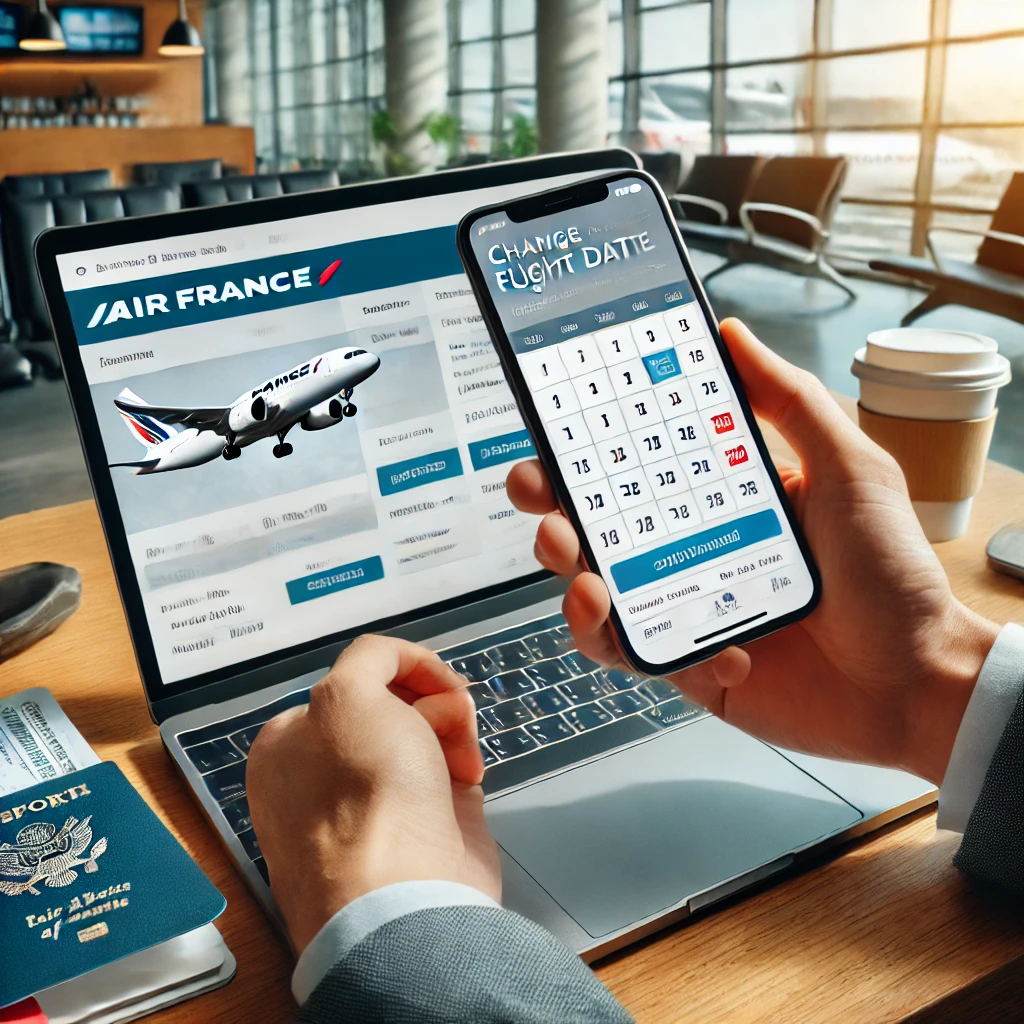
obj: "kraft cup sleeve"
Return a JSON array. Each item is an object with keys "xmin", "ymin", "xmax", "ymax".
[{"xmin": 857, "ymin": 404, "xmax": 997, "ymax": 503}]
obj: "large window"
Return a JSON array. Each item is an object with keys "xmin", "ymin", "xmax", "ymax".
[
  {"xmin": 242, "ymin": 0, "xmax": 383, "ymax": 171},
  {"xmin": 448, "ymin": 0, "xmax": 536, "ymax": 157},
  {"xmin": 611, "ymin": 0, "xmax": 1024, "ymax": 259},
  {"xmin": 208, "ymin": 0, "xmax": 1022, "ymax": 257}
]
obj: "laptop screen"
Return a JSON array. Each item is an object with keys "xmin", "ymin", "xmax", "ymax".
[{"xmin": 52, "ymin": 166, "xmax": 610, "ymax": 688}]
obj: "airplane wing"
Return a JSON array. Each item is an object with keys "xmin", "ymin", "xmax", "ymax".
[{"xmin": 114, "ymin": 396, "xmax": 229, "ymax": 433}]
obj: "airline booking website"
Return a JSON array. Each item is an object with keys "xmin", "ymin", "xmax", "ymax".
[{"xmin": 55, "ymin": 175, "xmax": 591, "ymax": 685}]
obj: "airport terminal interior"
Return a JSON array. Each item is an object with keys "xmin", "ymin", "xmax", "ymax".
[
  {"xmin": 2, "ymin": 0, "xmax": 1024, "ymax": 516},
  {"xmin": 3, "ymin": 6, "xmax": 1024, "ymax": 1019}
]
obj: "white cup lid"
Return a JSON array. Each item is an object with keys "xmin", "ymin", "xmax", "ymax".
[
  {"xmin": 865, "ymin": 328, "xmax": 999, "ymax": 373},
  {"xmin": 852, "ymin": 346, "xmax": 1011, "ymax": 391}
]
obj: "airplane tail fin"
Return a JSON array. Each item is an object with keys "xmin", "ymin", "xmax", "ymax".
[{"xmin": 115, "ymin": 388, "xmax": 179, "ymax": 449}]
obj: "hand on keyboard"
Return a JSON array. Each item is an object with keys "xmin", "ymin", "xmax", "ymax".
[
  {"xmin": 508, "ymin": 318, "xmax": 999, "ymax": 786},
  {"xmin": 246, "ymin": 635, "xmax": 501, "ymax": 955}
]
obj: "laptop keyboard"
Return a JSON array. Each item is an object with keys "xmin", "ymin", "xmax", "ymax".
[{"xmin": 176, "ymin": 612, "xmax": 707, "ymax": 887}]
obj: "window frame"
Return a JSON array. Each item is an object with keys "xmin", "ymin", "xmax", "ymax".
[
  {"xmin": 611, "ymin": 0, "xmax": 1024, "ymax": 256},
  {"xmin": 245, "ymin": 0, "xmax": 384, "ymax": 171},
  {"xmin": 447, "ymin": 0, "xmax": 537, "ymax": 157}
]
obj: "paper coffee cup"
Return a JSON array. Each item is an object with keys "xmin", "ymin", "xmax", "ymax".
[{"xmin": 851, "ymin": 328, "xmax": 1011, "ymax": 542}]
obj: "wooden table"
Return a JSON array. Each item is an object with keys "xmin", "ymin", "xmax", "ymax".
[{"xmin": 3, "ymin": 398, "xmax": 1024, "ymax": 1023}]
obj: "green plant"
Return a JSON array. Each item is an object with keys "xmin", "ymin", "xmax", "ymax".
[
  {"xmin": 510, "ymin": 114, "xmax": 539, "ymax": 158},
  {"xmin": 370, "ymin": 108, "xmax": 399, "ymax": 148},
  {"xmin": 370, "ymin": 107, "xmax": 418, "ymax": 176},
  {"xmin": 494, "ymin": 114, "xmax": 539, "ymax": 160},
  {"xmin": 371, "ymin": 107, "xmax": 464, "ymax": 175},
  {"xmin": 425, "ymin": 110, "xmax": 463, "ymax": 163}
]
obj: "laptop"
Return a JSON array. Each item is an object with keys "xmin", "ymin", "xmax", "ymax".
[{"xmin": 35, "ymin": 150, "xmax": 934, "ymax": 961}]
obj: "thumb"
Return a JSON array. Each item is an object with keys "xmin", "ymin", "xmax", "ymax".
[{"xmin": 719, "ymin": 318, "xmax": 870, "ymax": 478}]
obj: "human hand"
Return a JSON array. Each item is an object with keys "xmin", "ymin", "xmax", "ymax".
[
  {"xmin": 507, "ymin": 318, "xmax": 998, "ymax": 786},
  {"xmin": 246, "ymin": 635, "xmax": 499, "ymax": 955}
]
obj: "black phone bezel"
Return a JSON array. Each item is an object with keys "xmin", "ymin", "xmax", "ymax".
[{"xmin": 456, "ymin": 168, "xmax": 822, "ymax": 677}]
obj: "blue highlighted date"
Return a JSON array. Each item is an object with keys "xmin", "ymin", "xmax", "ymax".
[{"xmin": 642, "ymin": 348, "xmax": 682, "ymax": 385}]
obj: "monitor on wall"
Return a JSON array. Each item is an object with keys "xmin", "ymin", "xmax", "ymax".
[
  {"xmin": 0, "ymin": 1, "xmax": 22, "ymax": 51},
  {"xmin": 57, "ymin": 5, "xmax": 144, "ymax": 54}
]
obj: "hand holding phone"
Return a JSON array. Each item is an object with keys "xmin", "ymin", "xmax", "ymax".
[
  {"xmin": 457, "ymin": 171, "xmax": 819, "ymax": 676},
  {"xmin": 507, "ymin": 317, "xmax": 1000, "ymax": 787}
]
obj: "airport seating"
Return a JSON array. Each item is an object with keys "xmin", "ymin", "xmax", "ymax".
[
  {"xmin": 638, "ymin": 151, "xmax": 683, "ymax": 196},
  {"xmin": 0, "ymin": 170, "xmax": 112, "ymax": 203},
  {"xmin": 671, "ymin": 154, "xmax": 766, "ymax": 228},
  {"xmin": 2, "ymin": 187, "xmax": 181, "ymax": 359},
  {"xmin": 132, "ymin": 158, "xmax": 223, "ymax": 186},
  {"xmin": 181, "ymin": 169, "xmax": 341, "ymax": 207},
  {"xmin": 0, "ymin": 215, "xmax": 33, "ymax": 389},
  {"xmin": 445, "ymin": 154, "xmax": 492, "ymax": 169},
  {"xmin": 869, "ymin": 172, "xmax": 1024, "ymax": 327},
  {"xmin": 334, "ymin": 161, "xmax": 384, "ymax": 184},
  {"xmin": 691, "ymin": 155, "xmax": 855, "ymax": 299}
]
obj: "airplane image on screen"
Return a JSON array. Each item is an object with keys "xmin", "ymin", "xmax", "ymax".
[{"xmin": 111, "ymin": 346, "xmax": 380, "ymax": 474}]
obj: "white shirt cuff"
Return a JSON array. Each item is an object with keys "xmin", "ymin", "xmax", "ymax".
[
  {"xmin": 937, "ymin": 621, "xmax": 1024, "ymax": 834},
  {"xmin": 291, "ymin": 880, "xmax": 500, "ymax": 1005}
]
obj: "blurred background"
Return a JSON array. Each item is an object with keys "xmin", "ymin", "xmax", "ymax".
[
  {"xmin": 203, "ymin": 0, "xmax": 1024, "ymax": 264},
  {"xmin": 1, "ymin": 0, "xmax": 1023, "ymax": 514}
]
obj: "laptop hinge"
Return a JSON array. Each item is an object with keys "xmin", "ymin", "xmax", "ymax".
[{"xmin": 686, "ymin": 855, "xmax": 794, "ymax": 914}]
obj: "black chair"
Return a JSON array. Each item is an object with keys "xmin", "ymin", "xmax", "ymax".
[
  {"xmin": 279, "ymin": 169, "xmax": 341, "ymax": 193},
  {"xmin": 183, "ymin": 175, "xmax": 285, "ymax": 206},
  {"xmin": 181, "ymin": 169, "xmax": 340, "ymax": 207},
  {"xmin": 0, "ymin": 170, "xmax": 112, "ymax": 202},
  {"xmin": 688, "ymin": 156, "xmax": 855, "ymax": 299},
  {"xmin": 132, "ymin": 158, "xmax": 223, "ymax": 186},
  {"xmin": 0, "ymin": 214, "xmax": 33, "ymax": 389},
  {"xmin": 335, "ymin": 162, "xmax": 384, "ymax": 185},
  {"xmin": 870, "ymin": 172, "xmax": 1024, "ymax": 327},
  {"xmin": 638, "ymin": 151, "xmax": 683, "ymax": 196},
  {"xmin": 444, "ymin": 154, "xmax": 492, "ymax": 169},
  {"xmin": 2, "ymin": 187, "xmax": 181, "ymax": 354},
  {"xmin": 671, "ymin": 154, "xmax": 766, "ymax": 228},
  {"xmin": 53, "ymin": 186, "xmax": 181, "ymax": 223}
]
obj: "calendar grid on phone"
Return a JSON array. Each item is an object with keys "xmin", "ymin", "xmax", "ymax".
[{"xmin": 520, "ymin": 303, "xmax": 771, "ymax": 566}]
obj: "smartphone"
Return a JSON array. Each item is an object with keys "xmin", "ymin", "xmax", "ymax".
[{"xmin": 456, "ymin": 169, "xmax": 820, "ymax": 676}]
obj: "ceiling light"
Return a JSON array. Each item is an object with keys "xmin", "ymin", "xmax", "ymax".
[
  {"xmin": 19, "ymin": 0, "xmax": 67, "ymax": 51},
  {"xmin": 159, "ymin": 0, "xmax": 204, "ymax": 57}
]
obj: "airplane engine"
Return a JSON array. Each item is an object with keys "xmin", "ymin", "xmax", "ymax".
[
  {"xmin": 228, "ymin": 395, "xmax": 268, "ymax": 434},
  {"xmin": 301, "ymin": 397, "xmax": 344, "ymax": 431}
]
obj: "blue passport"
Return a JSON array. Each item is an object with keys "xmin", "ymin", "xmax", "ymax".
[{"xmin": 0, "ymin": 762, "xmax": 226, "ymax": 1008}]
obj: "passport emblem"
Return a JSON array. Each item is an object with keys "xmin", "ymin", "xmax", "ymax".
[{"xmin": 0, "ymin": 816, "xmax": 108, "ymax": 897}]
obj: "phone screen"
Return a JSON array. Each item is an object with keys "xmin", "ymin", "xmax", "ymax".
[{"xmin": 463, "ymin": 174, "xmax": 817, "ymax": 671}]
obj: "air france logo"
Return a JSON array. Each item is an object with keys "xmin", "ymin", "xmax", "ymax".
[{"xmin": 85, "ymin": 265, "xmax": 316, "ymax": 328}]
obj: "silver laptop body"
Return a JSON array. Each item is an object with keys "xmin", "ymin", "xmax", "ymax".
[{"xmin": 38, "ymin": 150, "xmax": 934, "ymax": 961}]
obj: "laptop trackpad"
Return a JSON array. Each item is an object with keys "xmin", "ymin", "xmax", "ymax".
[{"xmin": 486, "ymin": 717, "xmax": 861, "ymax": 938}]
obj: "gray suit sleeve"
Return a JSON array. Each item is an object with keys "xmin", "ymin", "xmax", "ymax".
[
  {"xmin": 296, "ymin": 905, "xmax": 632, "ymax": 1024},
  {"xmin": 954, "ymin": 686, "xmax": 1024, "ymax": 897}
]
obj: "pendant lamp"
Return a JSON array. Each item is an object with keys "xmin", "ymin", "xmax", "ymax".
[
  {"xmin": 19, "ymin": 0, "xmax": 67, "ymax": 51},
  {"xmin": 159, "ymin": 0, "xmax": 204, "ymax": 57}
]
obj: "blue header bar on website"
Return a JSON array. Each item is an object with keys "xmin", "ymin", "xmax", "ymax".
[{"xmin": 67, "ymin": 226, "xmax": 462, "ymax": 345}]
